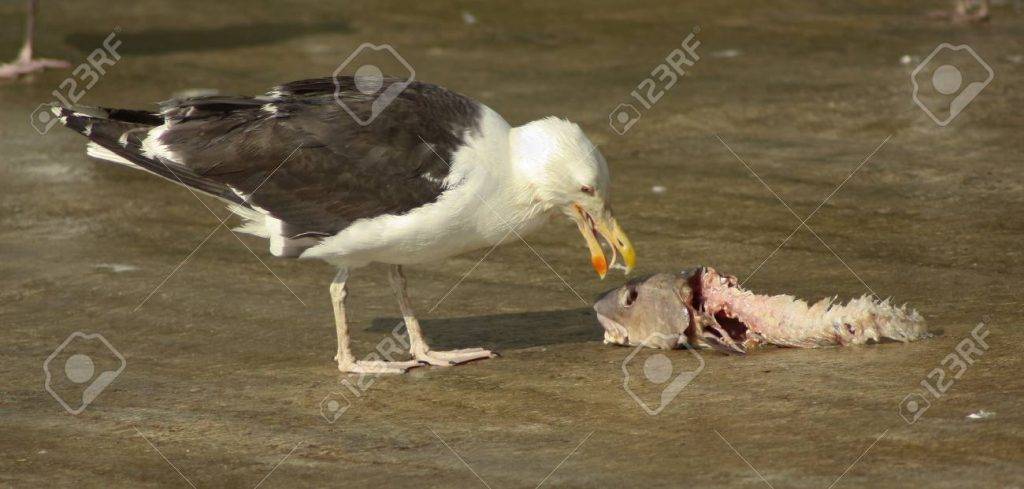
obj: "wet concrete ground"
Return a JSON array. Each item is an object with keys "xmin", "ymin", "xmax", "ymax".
[{"xmin": 2, "ymin": 0, "xmax": 1023, "ymax": 487}]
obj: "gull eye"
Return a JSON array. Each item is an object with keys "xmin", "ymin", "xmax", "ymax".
[
  {"xmin": 622, "ymin": 286, "xmax": 639, "ymax": 307},
  {"xmin": 580, "ymin": 185, "xmax": 595, "ymax": 196}
]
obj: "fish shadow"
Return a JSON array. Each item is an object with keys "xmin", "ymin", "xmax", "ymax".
[
  {"xmin": 65, "ymin": 20, "xmax": 351, "ymax": 56},
  {"xmin": 368, "ymin": 307, "xmax": 601, "ymax": 350}
]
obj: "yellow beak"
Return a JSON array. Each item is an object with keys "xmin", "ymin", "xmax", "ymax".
[{"xmin": 571, "ymin": 203, "xmax": 636, "ymax": 279}]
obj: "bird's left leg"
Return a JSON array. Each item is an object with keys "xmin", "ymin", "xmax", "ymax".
[
  {"xmin": 332, "ymin": 268, "xmax": 421, "ymax": 374},
  {"xmin": 387, "ymin": 265, "xmax": 496, "ymax": 366},
  {"xmin": 0, "ymin": 0, "xmax": 70, "ymax": 79}
]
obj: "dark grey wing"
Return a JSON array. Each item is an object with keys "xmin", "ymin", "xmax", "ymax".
[{"xmin": 157, "ymin": 76, "xmax": 483, "ymax": 236}]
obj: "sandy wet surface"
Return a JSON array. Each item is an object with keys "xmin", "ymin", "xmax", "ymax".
[{"xmin": 1, "ymin": 0, "xmax": 1023, "ymax": 487}]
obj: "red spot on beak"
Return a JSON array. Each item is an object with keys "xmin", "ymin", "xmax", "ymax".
[{"xmin": 592, "ymin": 255, "xmax": 608, "ymax": 278}]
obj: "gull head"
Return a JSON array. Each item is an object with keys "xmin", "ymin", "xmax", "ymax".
[{"xmin": 512, "ymin": 117, "xmax": 636, "ymax": 278}]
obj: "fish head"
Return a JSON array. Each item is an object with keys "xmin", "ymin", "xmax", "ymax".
[{"xmin": 593, "ymin": 272, "xmax": 693, "ymax": 349}]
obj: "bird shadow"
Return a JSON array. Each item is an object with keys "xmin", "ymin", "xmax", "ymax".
[
  {"xmin": 65, "ymin": 20, "xmax": 350, "ymax": 56},
  {"xmin": 368, "ymin": 307, "xmax": 602, "ymax": 351}
]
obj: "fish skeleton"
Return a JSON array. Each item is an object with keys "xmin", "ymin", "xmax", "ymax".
[{"xmin": 593, "ymin": 266, "xmax": 928, "ymax": 354}]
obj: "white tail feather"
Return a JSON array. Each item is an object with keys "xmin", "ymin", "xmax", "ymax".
[
  {"xmin": 228, "ymin": 204, "xmax": 270, "ymax": 238},
  {"xmin": 86, "ymin": 142, "xmax": 138, "ymax": 169}
]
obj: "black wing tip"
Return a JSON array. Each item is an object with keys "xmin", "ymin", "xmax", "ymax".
[
  {"xmin": 49, "ymin": 105, "xmax": 90, "ymax": 135},
  {"xmin": 49, "ymin": 103, "xmax": 163, "ymax": 129}
]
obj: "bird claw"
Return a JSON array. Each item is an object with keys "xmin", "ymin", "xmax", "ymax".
[
  {"xmin": 0, "ymin": 57, "xmax": 70, "ymax": 79},
  {"xmin": 413, "ymin": 347, "xmax": 496, "ymax": 367},
  {"xmin": 335, "ymin": 348, "xmax": 495, "ymax": 373},
  {"xmin": 337, "ymin": 359, "xmax": 423, "ymax": 375}
]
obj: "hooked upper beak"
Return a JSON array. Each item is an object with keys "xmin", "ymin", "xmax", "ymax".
[{"xmin": 570, "ymin": 203, "xmax": 636, "ymax": 279}]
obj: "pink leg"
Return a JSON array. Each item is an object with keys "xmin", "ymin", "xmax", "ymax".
[
  {"xmin": 927, "ymin": 0, "xmax": 991, "ymax": 22},
  {"xmin": 388, "ymin": 265, "xmax": 496, "ymax": 366},
  {"xmin": 0, "ymin": 0, "xmax": 69, "ymax": 79}
]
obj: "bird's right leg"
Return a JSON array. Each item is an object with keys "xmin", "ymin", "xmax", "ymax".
[
  {"xmin": 387, "ymin": 265, "xmax": 495, "ymax": 366},
  {"xmin": 331, "ymin": 268, "xmax": 421, "ymax": 374},
  {"xmin": 0, "ymin": 0, "xmax": 70, "ymax": 79}
]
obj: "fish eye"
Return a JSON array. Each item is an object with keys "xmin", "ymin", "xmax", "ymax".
[
  {"xmin": 622, "ymin": 287, "xmax": 638, "ymax": 307},
  {"xmin": 580, "ymin": 185, "xmax": 595, "ymax": 196}
]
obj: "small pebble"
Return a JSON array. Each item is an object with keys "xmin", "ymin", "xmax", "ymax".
[
  {"xmin": 461, "ymin": 11, "xmax": 477, "ymax": 25},
  {"xmin": 651, "ymin": 185, "xmax": 666, "ymax": 194},
  {"xmin": 95, "ymin": 263, "xmax": 140, "ymax": 273},
  {"xmin": 966, "ymin": 410, "xmax": 995, "ymax": 420},
  {"xmin": 711, "ymin": 49, "xmax": 742, "ymax": 59}
]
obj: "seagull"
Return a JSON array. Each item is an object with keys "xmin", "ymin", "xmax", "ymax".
[
  {"xmin": 52, "ymin": 76, "xmax": 636, "ymax": 374},
  {"xmin": 0, "ymin": 0, "xmax": 69, "ymax": 79}
]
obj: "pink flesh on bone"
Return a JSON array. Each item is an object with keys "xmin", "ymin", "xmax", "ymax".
[{"xmin": 697, "ymin": 267, "xmax": 928, "ymax": 348}]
